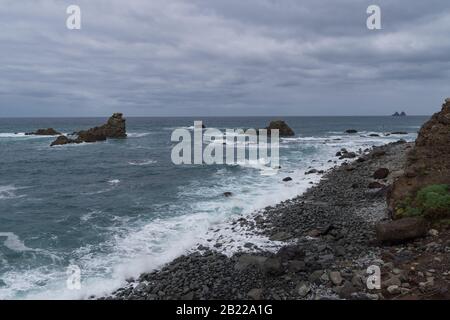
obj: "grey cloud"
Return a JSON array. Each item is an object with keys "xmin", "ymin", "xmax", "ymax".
[{"xmin": 0, "ymin": 0, "xmax": 449, "ymax": 116}]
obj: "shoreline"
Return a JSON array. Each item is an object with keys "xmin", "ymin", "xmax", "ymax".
[{"xmin": 101, "ymin": 138, "xmax": 445, "ymax": 300}]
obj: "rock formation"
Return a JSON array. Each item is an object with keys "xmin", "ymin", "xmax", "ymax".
[
  {"xmin": 265, "ymin": 120, "xmax": 295, "ymax": 137},
  {"xmin": 387, "ymin": 98, "xmax": 450, "ymax": 219},
  {"xmin": 26, "ymin": 128, "xmax": 61, "ymax": 136},
  {"xmin": 50, "ymin": 113, "xmax": 127, "ymax": 146}
]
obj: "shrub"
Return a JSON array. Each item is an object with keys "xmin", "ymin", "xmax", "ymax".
[{"xmin": 396, "ymin": 184, "xmax": 450, "ymax": 220}]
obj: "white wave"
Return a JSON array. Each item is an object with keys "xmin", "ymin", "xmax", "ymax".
[
  {"xmin": 108, "ymin": 179, "xmax": 120, "ymax": 185},
  {"xmin": 0, "ymin": 232, "xmax": 34, "ymax": 252},
  {"xmin": 0, "ymin": 185, "xmax": 25, "ymax": 200},
  {"xmin": 128, "ymin": 159, "xmax": 157, "ymax": 166},
  {"xmin": 127, "ymin": 132, "xmax": 151, "ymax": 138},
  {"xmin": 0, "ymin": 133, "xmax": 52, "ymax": 139}
]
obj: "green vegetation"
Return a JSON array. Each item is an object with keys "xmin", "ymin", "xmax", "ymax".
[{"xmin": 396, "ymin": 184, "xmax": 450, "ymax": 220}]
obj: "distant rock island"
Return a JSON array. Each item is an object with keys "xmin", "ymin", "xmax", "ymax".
[
  {"xmin": 265, "ymin": 120, "xmax": 295, "ymax": 137},
  {"xmin": 50, "ymin": 113, "xmax": 127, "ymax": 146},
  {"xmin": 392, "ymin": 111, "xmax": 407, "ymax": 116}
]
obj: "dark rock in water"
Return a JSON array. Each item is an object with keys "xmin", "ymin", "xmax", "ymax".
[
  {"xmin": 392, "ymin": 111, "xmax": 407, "ymax": 117},
  {"xmin": 223, "ymin": 192, "xmax": 233, "ymax": 197},
  {"xmin": 376, "ymin": 217, "xmax": 427, "ymax": 244},
  {"xmin": 77, "ymin": 113, "xmax": 126, "ymax": 141},
  {"xmin": 26, "ymin": 128, "xmax": 61, "ymax": 136},
  {"xmin": 265, "ymin": 120, "xmax": 295, "ymax": 137},
  {"xmin": 282, "ymin": 177, "xmax": 293, "ymax": 182},
  {"xmin": 305, "ymin": 169, "xmax": 317, "ymax": 175},
  {"xmin": 391, "ymin": 131, "xmax": 408, "ymax": 135},
  {"xmin": 356, "ymin": 157, "xmax": 366, "ymax": 163},
  {"xmin": 368, "ymin": 181, "xmax": 385, "ymax": 189},
  {"xmin": 50, "ymin": 113, "xmax": 127, "ymax": 146},
  {"xmin": 340, "ymin": 152, "xmax": 357, "ymax": 159},
  {"xmin": 369, "ymin": 133, "xmax": 380, "ymax": 137},
  {"xmin": 50, "ymin": 135, "xmax": 80, "ymax": 146},
  {"xmin": 345, "ymin": 129, "xmax": 358, "ymax": 134},
  {"xmin": 373, "ymin": 168, "xmax": 389, "ymax": 179}
]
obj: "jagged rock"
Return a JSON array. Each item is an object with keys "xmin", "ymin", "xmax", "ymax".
[
  {"xmin": 375, "ymin": 217, "xmax": 427, "ymax": 244},
  {"xmin": 373, "ymin": 168, "xmax": 390, "ymax": 179},
  {"xmin": 265, "ymin": 120, "xmax": 295, "ymax": 137},
  {"xmin": 50, "ymin": 113, "xmax": 126, "ymax": 146},
  {"xmin": 50, "ymin": 135, "xmax": 79, "ymax": 146},
  {"xmin": 388, "ymin": 98, "xmax": 450, "ymax": 217},
  {"xmin": 26, "ymin": 128, "xmax": 61, "ymax": 136},
  {"xmin": 223, "ymin": 192, "xmax": 233, "ymax": 197}
]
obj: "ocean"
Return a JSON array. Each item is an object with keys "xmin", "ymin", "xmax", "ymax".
[{"xmin": 0, "ymin": 116, "xmax": 427, "ymax": 299}]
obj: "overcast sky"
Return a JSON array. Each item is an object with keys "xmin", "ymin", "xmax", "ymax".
[{"xmin": 0, "ymin": 0, "xmax": 449, "ymax": 117}]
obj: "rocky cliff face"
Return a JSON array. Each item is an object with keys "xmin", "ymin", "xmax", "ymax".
[
  {"xmin": 50, "ymin": 113, "xmax": 126, "ymax": 146},
  {"xmin": 387, "ymin": 98, "xmax": 450, "ymax": 219}
]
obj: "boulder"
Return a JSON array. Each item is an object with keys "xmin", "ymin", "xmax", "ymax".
[
  {"xmin": 247, "ymin": 288, "xmax": 263, "ymax": 300},
  {"xmin": 26, "ymin": 128, "xmax": 61, "ymax": 136},
  {"xmin": 373, "ymin": 168, "xmax": 390, "ymax": 179},
  {"xmin": 340, "ymin": 152, "xmax": 357, "ymax": 159},
  {"xmin": 368, "ymin": 181, "xmax": 385, "ymax": 189},
  {"xmin": 375, "ymin": 217, "xmax": 427, "ymax": 244},
  {"xmin": 262, "ymin": 257, "xmax": 283, "ymax": 276},
  {"xmin": 223, "ymin": 192, "xmax": 233, "ymax": 197},
  {"xmin": 345, "ymin": 129, "xmax": 358, "ymax": 134},
  {"xmin": 265, "ymin": 120, "xmax": 295, "ymax": 137},
  {"xmin": 234, "ymin": 255, "xmax": 267, "ymax": 271},
  {"xmin": 282, "ymin": 177, "xmax": 293, "ymax": 182},
  {"xmin": 275, "ymin": 245, "xmax": 305, "ymax": 261}
]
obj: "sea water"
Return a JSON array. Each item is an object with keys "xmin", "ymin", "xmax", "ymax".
[{"xmin": 0, "ymin": 116, "xmax": 427, "ymax": 299}]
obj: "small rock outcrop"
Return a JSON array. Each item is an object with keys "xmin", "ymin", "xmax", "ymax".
[
  {"xmin": 392, "ymin": 111, "xmax": 407, "ymax": 117},
  {"xmin": 265, "ymin": 120, "xmax": 295, "ymax": 137},
  {"xmin": 26, "ymin": 128, "xmax": 61, "ymax": 136},
  {"xmin": 345, "ymin": 129, "xmax": 358, "ymax": 134},
  {"xmin": 387, "ymin": 99, "xmax": 450, "ymax": 218},
  {"xmin": 50, "ymin": 113, "xmax": 127, "ymax": 146}
]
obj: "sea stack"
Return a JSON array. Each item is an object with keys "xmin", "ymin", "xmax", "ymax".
[
  {"xmin": 265, "ymin": 120, "xmax": 295, "ymax": 137},
  {"xmin": 50, "ymin": 113, "xmax": 127, "ymax": 146}
]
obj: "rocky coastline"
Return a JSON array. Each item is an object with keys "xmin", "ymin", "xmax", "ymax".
[{"xmin": 100, "ymin": 101, "xmax": 450, "ymax": 301}]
